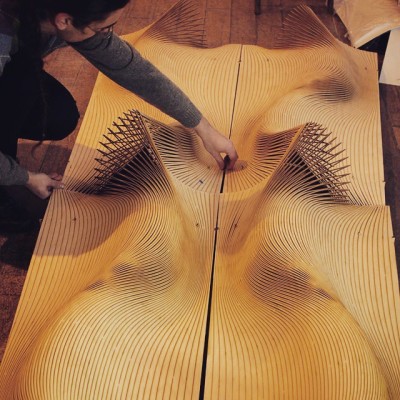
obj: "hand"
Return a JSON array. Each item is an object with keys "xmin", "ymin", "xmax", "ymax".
[
  {"xmin": 194, "ymin": 116, "xmax": 238, "ymax": 170},
  {"xmin": 25, "ymin": 171, "xmax": 65, "ymax": 199}
]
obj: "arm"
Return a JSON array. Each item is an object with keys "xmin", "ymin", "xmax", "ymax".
[
  {"xmin": 0, "ymin": 32, "xmax": 12, "ymax": 77},
  {"xmin": 70, "ymin": 34, "xmax": 238, "ymax": 167},
  {"xmin": 0, "ymin": 151, "xmax": 63, "ymax": 199},
  {"xmin": 70, "ymin": 33, "xmax": 201, "ymax": 128},
  {"xmin": 0, "ymin": 2, "xmax": 22, "ymax": 76},
  {"xmin": 0, "ymin": 151, "xmax": 29, "ymax": 185}
]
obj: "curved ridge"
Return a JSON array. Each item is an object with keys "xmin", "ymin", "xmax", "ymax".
[
  {"xmin": 275, "ymin": 5, "xmax": 339, "ymax": 49},
  {"xmin": 139, "ymin": 0, "xmax": 206, "ymax": 48},
  {"xmin": 76, "ymin": 111, "xmax": 172, "ymax": 196}
]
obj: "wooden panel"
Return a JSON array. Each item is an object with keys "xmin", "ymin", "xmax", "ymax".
[
  {"xmin": 210, "ymin": 197, "xmax": 397, "ymax": 398},
  {"xmin": 227, "ymin": 7, "xmax": 385, "ymax": 205},
  {"xmin": 1, "ymin": 1, "xmax": 399, "ymax": 399},
  {"xmin": 0, "ymin": 188, "xmax": 216, "ymax": 398}
]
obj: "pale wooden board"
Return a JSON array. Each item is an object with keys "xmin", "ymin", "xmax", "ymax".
[
  {"xmin": 380, "ymin": 27, "xmax": 400, "ymax": 86},
  {"xmin": 335, "ymin": 0, "xmax": 400, "ymax": 48}
]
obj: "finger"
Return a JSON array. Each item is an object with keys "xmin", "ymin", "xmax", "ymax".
[
  {"xmin": 49, "ymin": 172, "xmax": 63, "ymax": 181},
  {"xmin": 225, "ymin": 148, "xmax": 238, "ymax": 169},
  {"xmin": 54, "ymin": 181, "xmax": 65, "ymax": 190},
  {"xmin": 39, "ymin": 189, "xmax": 52, "ymax": 200},
  {"xmin": 49, "ymin": 180, "xmax": 65, "ymax": 191},
  {"xmin": 211, "ymin": 152, "xmax": 225, "ymax": 169}
]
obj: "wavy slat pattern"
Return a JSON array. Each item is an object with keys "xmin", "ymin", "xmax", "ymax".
[
  {"xmin": 140, "ymin": 0, "xmax": 207, "ymax": 48},
  {"xmin": 335, "ymin": 0, "xmax": 400, "ymax": 47},
  {"xmin": 209, "ymin": 124, "xmax": 399, "ymax": 398},
  {"xmin": 1, "ymin": 150, "xmax": 218, "ymax": 398},
  {"xmin": 0, "ymin": 2, "xmax": 399, "ymax": 400},
  {"xmin": 269, "ymin": 6, "xmax": 383, "ymax": 204}
]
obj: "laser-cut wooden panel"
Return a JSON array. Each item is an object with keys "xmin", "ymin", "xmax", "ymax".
[
  {"xmin": 211, "ymin": 124, "xmax": 398, "ymax": 398},
  {"xmin": 0, "ymin": 2, "xmax": 399, "ymax": 399}
]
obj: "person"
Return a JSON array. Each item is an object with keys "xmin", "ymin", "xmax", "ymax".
[{"xmin": 0, "ymin": 0, "xmax": 238, "ymax": 201}]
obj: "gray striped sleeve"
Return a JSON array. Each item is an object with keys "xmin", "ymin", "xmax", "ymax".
[
  {"xmin": 0, "ymin": 152, "xmax": 29, "ymax": 186},
  {"xmin": 0, "ymin": 32, "xmax": 12, "ymax": 77},
  {"xmin": 71, "ymin": 33, "xmax": 202, "ymax": 128}
]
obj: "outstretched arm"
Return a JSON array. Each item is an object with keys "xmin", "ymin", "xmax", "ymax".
[{"xmin": 71, "ymin": 34, "xmax": 238, "ymax": 168}]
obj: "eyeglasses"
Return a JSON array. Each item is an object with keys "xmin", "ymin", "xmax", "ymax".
[{"xmin": 87, "ymin": 21, "xmax": 116, "ymax": 39}]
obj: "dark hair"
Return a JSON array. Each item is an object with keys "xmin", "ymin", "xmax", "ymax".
[
  {"xmin": 15, "ymin": 0, "xmax": 129, "ymax": 146},
  {"xmin": 37, "ymin": 0, "xmax": 130, "ymax": 28},
  {"xmin": 18, "ymin": 0, "xmax": 130, "ymax": 56}
]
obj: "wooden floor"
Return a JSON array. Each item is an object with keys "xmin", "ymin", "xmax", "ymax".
[{"xmin": 1, "ymin": 0, "xmax": 399, "ymax": 363}]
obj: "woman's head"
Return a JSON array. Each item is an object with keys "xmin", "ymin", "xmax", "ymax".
[
  {"xmin": 38, "ymin": 0, "xmax": 130, "ymax": 28},
  {"xmin": 16, "ymin": 0, "xmax": 130, "ymax": 58},
  {"xmin": 30, "ymin": 0, "xmax": 130, "ymax": 42}
]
